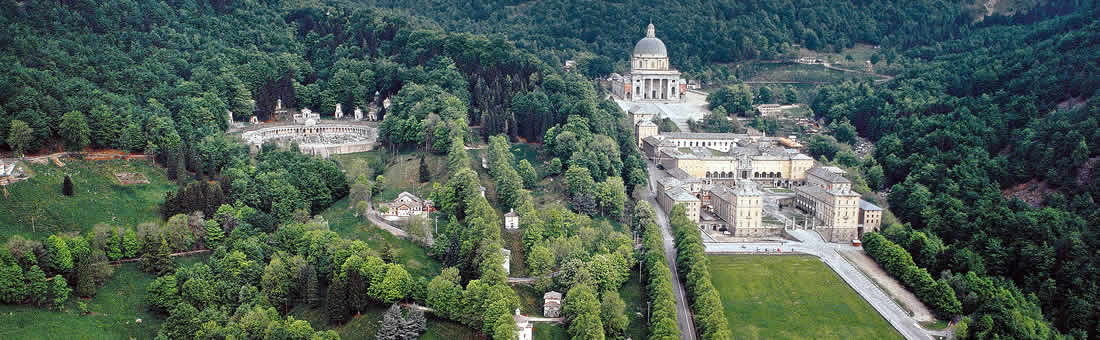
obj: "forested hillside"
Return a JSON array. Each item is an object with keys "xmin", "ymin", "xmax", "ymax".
[
  {"xmin": 362, "ymin": 0, "xmax": 973, "ymax": 71},
  {"xmin": 813, "ymin": 6, "xmax": 1100, "ymax": 338}
]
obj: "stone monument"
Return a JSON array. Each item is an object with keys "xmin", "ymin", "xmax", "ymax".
[
  {"xmin": 354, "ymin": 107, "xmax": 363, "ymax": 120},
  {"xmin": 334, "ymin": 103, "xmax": 343, "ymax": 119}
]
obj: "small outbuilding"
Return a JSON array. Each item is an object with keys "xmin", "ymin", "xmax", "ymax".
[
  {"xmin": 543, "ymin": 291, "xmax": 562, "ymax": 318},
  {"xmin": 504, "ymin": 209, "xmax": 519, "ymax": 229}
]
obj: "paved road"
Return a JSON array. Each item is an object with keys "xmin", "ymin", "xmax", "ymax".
[
  {"xmin": 646, "ymin": 162, "xmax": 698, "ymax": 340},
  {"xmin": 365, "ymin": 200, "xmax": 409, "ymax": 238},
  {"xmin": 705, "ymin": 229, "xmax": 935, "ymax": 340}
]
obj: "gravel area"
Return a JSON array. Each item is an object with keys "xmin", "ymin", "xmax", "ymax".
[{"xmin": 839, "ymin": 249, "xmax": 936, "ymax": 322}]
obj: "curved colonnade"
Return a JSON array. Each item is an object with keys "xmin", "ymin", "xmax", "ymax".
[{"xmin": 241, "ymin": 124, "xmax": 378, "ymax": 158}]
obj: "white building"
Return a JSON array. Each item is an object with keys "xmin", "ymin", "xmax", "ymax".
[
  {"xmin": 515, "ymin": 309, "xmax": 533, "ymax": 340},
  {"xmin": 611, "ymin": 23, "xmax": 686, "ymax": 103},
  {"xmin": 383, "ymin": 192, "xmax": 433, "ymax": 217},
  {"xmin": 504, "ymin": 209, "xmax": 519, "ymax": 229}
]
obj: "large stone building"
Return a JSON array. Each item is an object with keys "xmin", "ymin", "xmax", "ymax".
[
  {"xmin": 710, "ymin": 181, "xmax": 773, "ymax": 237},
  {"xmin": 644, "ymin": 133, "xmax": 814, "ymax": 186},
  {"xmin": 793, "ymin": 166, "xmax": 861, "ymax": 242},
  {"xmin": 656, "ymin": 177, "xmax": 702, "ymax": 223},
  {"xmin": 611, "ymin": 23, "xmax": 686, "ymax": 102}
]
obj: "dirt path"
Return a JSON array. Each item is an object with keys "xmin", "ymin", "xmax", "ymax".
[{"xmin": 838, "ymin": 249, "xmax": 935, "ymax": 322}]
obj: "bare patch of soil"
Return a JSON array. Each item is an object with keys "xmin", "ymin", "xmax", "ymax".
[
  {"xmin": 1002, "ymin": 179, "xmax": 1055, "ymax": 208},
  {"xmin": 114, "ymin": 172, "xmax": 149, "ymax": 185}
]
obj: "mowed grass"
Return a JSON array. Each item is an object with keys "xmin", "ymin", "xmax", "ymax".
[
  {"xmin": 0, "ymin": 159, "xmax": 174, "ymax": 240},
  {"xmin": 533, "ymin": 323, "xmax": 567, "ymax": 340},
  {"xmin": 321, "ymin": 198, "xmax": 441, "ymax": 278},
  {"xmin": 0, "ymin": 255, "xmax": 207, "ymax": 339},
  {"xmin": 708, "ymin": 255, "xmax": 903, "ymax": 340}
]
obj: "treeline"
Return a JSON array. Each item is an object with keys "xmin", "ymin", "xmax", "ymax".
[
  {"xmin": 811, "ymin": 7, "xmax": 1100, "ymax": 339},
  {"xmin": 668, "ymin": 205, "xmax": 732, "ymax": 339},
  {"xmin": 860, "ymin": 232, "xmax": 961, "ymax": 319},
  {"xmin": 0, "ymin": 206, "xmax": 243, "ymax": 314},
  {"xmin": 422, "ymin": 130, "xmax": 518, "ymax": 339},
  {"xmin": 365, "ymin": 0, "xmax": 975, "ymax": 72},
  {"xmin": 633, "ymin": 202, "xmax": 681, "ymax": 340}
]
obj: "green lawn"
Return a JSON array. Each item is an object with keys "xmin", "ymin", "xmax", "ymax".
[
  {"xmin": 0, "ymin": 255, "xmax": 207, "ymax": 339},
  {"xmin": 618, "ymin": 268, "xmax": 648, "ymax": 340},
  {"xmin": 708, "ymin": 255, "xmax": 903, "ymax": 340},
  {"xmin": 321, "ymin": 198, "xmax": 441, "ymax": 278},
  {"xmin": 0, "ymin": 159, "xmax": 175, "ymax": 240},
  {"xmin": 533, "ymin": 323, "xmax": 567, "ymax": 340}
]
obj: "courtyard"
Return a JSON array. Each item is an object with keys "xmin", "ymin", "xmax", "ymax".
[{"xmin": 708, "ymin": 255, "xmax": 902, "ymax": 340}]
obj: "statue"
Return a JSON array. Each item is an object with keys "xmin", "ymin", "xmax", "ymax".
[
  {"xmin": 334, "ymin": 103, "xmax": 344, "ymax": 119},
  {"xmin": 276, "ymin": 99, "xmax": 283, "ymax": 111},
  {"xmin": 354, "ymin": 107, "xmax": 364, "ymax": 120}
]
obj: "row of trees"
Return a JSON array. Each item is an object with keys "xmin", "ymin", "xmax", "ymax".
[
  {"xmin": 633, "ymin": 202, "xmax": 682, "ymax": 339},
  {"xmin": 860, "ymin": 232, "xmax": 961, "ymax": 319},
  {"xmin": 668, "ymin": 205, "xmax": 732, "ymax": 339}
]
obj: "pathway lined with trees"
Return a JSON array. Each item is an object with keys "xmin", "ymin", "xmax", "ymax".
[{"xmin": 645, "ymin": 162, "xmax": 698, "ymax": 340}]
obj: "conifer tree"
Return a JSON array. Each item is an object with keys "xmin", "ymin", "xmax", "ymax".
[
  {"xmin": 25, "ymin": 265, "xmax": 49, "ymax": 306},
  {"xmin": 419, "ymin": 156, "xmax": 430, "ymax": 183},
  {"xmin": 62, "ymin": 175, "xmax": 74, "ymax": 196}
]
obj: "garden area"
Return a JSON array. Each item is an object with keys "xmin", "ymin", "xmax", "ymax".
[
  {"xmin": 0, "ymin": 159, "xmax": 175, "ymax": 240},
  {"xmin": 707, "ymin": 255, "xmax": 902, "ymax": 340}
]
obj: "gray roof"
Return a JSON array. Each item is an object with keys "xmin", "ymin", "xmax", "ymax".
[
  {"xmin": 664, "ymin": 187, "xmax": 699, "ymax": 202},
  {"xmin": 634, "ymin": 37, "xmax": 667, "ymax": 57},
  {"xmin": 544, "ymin": 291, "xmax": 562, "ymax": 300},
  {"xmin": 657, "ymin": 176, "xmax": 682, "ymax": 188},
  {"xmin": 859, "ymin": 199, "xmax": 883, "ymax": 211},
  {"xmin": 795, "ymin": 183, "xmax": 859, "ymax": 202},
  {"xmin": 806, "ymin": 166, "xmax": 851, "ymax": 184},
  {"xmin": 662, "ymin": 132, "xmax": 749, "ymax": 140},
  {"xmin": 667, "ymin": 168, "xmax": 698, "ymax": 181},
  {"xmin": 637, "ymin": 119, "xmax": 657, "ymax": 127}
]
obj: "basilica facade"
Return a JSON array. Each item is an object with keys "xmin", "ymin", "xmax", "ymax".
[{"xmin": 611, "ymin": 24, "xmax": 686, "ymax": 102}]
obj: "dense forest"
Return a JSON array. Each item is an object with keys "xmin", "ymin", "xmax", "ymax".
[
  {"xmin": 362, "ymin": 0, "xmax": 979, "ymax": 72},
  {"xmin": 813, "ymin": 6, "xmax": 1100, "ymax": 339}
]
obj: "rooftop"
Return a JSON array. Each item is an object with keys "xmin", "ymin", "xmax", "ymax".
[
  {"xmin": 795, "ymin": 183, "xmax": 859, "ymax": 202},
  {"xmin": 806, "ymin": 166, "xmax": 851, "ymax": 184},
  {"xmin": 859, "ymin": 199, "xmax": 883, "ymax": 211},
  {"xmin": 665, "ymin": 187, "xmax": 699, "ymax": 202}
]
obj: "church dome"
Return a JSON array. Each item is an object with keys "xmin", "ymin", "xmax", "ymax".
[
  {"xmin": 633, "ymin": 23, "xmax": 667, "ymax": 57},
  {"xmin": 633, "ymin": 38, "xmax": 667, "ymax": 57}
]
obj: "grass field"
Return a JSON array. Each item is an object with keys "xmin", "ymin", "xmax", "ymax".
[
  {"xmin": 0, "ymin": 159, "xmax": 175, "ymax": 240},
  {"xmin": 0, "ymin": 255, "xmax": 207, "ymax": 339},
  {"xmin": 320, "ymin": 198, "xmax": 441, "ymax": 278},
  {"xmin": 708, "ymin": 255, "xmax": 903, "ymax": 340},
  {"xmin": 533, "ymin": 323, "xmax": 566, "ymax": 340}
]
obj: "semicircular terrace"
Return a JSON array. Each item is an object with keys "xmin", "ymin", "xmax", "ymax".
[{"xmin": 238, "ymin": 121, "xmax": 379, "ymax": 158}]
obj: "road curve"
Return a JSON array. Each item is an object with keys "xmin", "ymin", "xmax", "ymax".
[{"xmin": 646, "ymin": 162, "xmax": 699, "ymax": 340}]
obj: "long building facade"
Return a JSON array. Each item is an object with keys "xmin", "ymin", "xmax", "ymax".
[
  {"xmin": 643, "ymin": 133, "xmax": 814, "ymax": 187},
  {"xmin": 793, "ymin": 166, "xmax": 861, "ymax": 242}
]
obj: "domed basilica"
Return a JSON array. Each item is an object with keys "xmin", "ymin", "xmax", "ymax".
[{"xmin": 611, "ymin": 23, "xmax": 686, "ymax": 103}]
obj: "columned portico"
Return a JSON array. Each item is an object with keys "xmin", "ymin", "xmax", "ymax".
[{"xmin": 612, "ymin": 23, "xmax": 686, "ymax": 103}]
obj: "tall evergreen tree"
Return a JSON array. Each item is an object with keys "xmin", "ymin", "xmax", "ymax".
[
  {"xmin": 419, "ymin": 157, "xmax": 430, "ymax": 183},
  {"xmin": 62, "ymin": 175, "xmax": 74, "ymax": 196}
]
